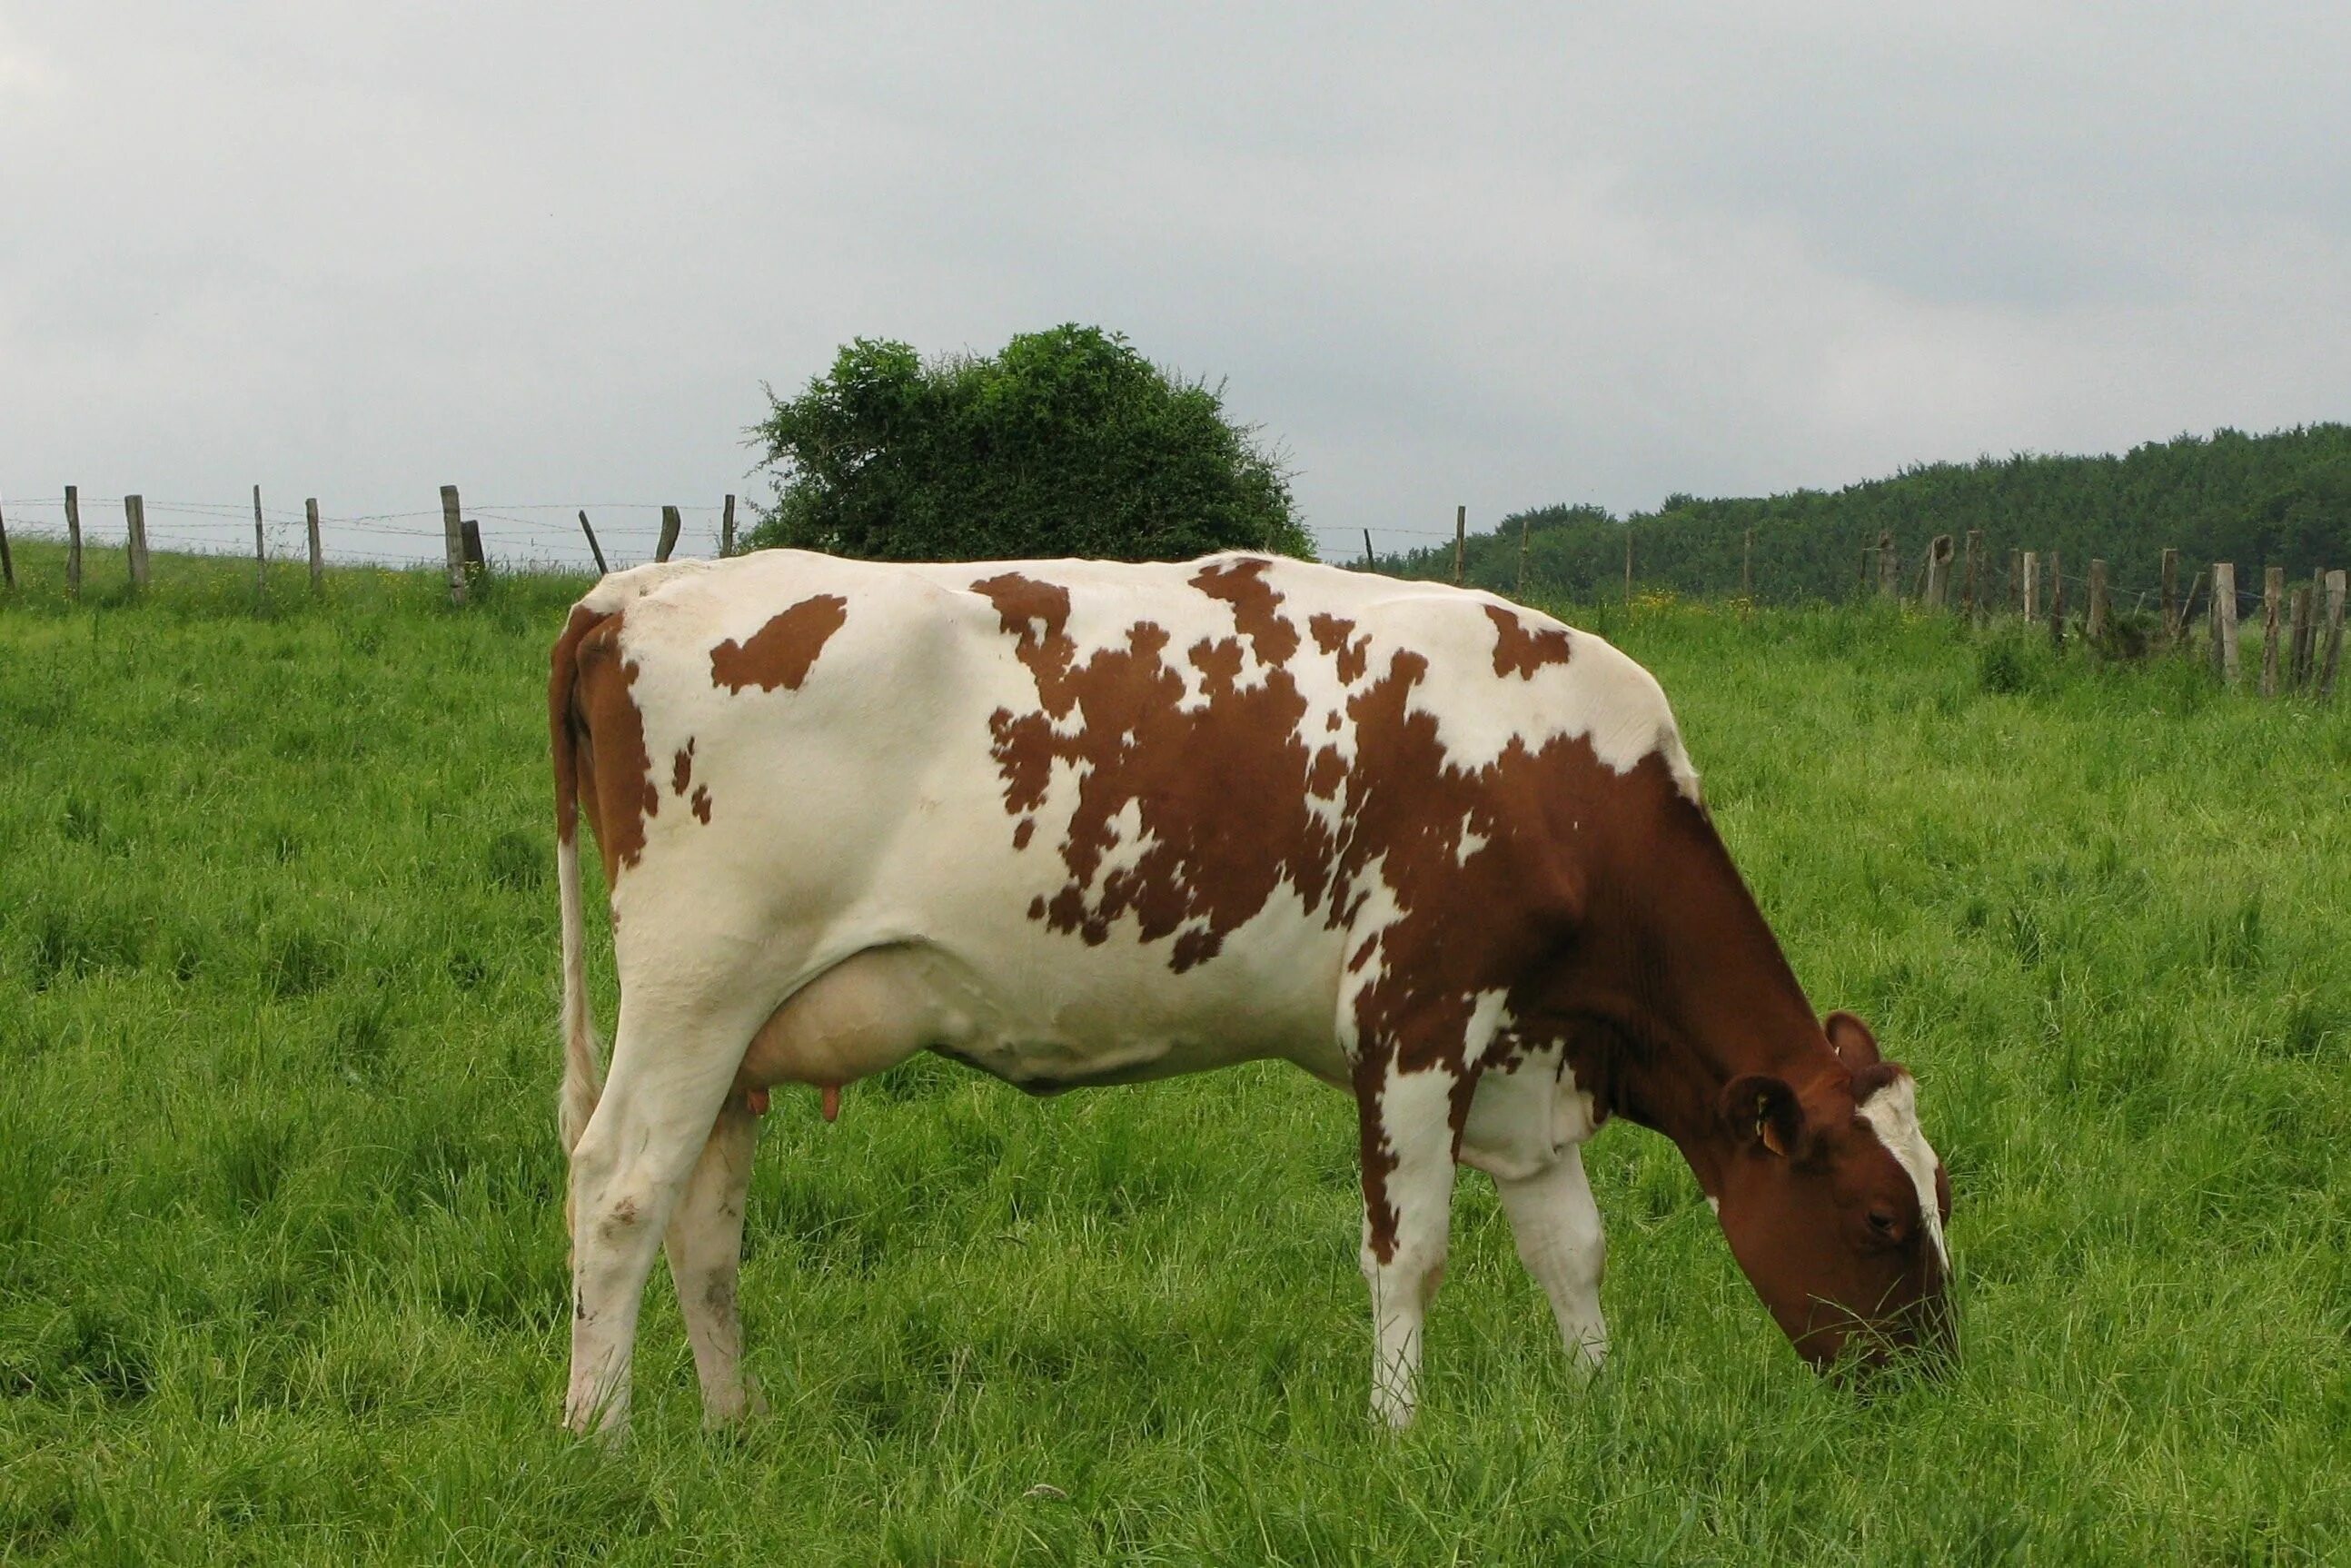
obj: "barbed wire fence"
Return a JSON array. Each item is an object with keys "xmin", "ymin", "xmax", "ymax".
[
  {"xmin": 0, "ymin": 489, "xmax": 1463, "ymax": 574},
  {"xmin": 0, "ymin": 488, "xmax": 2339, "ymax": 700}
]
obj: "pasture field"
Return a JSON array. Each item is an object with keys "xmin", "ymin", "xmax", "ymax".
[{"xmin": 2, "ymin": 540, "xmax": 2346, "ymax": 1565}]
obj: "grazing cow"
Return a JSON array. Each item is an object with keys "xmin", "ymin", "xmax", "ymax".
[{"xmin": 550, "ymin": 551, "xmax": 1951, "ymax": 1434}]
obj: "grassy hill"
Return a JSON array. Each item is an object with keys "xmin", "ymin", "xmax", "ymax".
[
  {"xmin": 1395, "ymin": 424, "xmax": 2351, "ymax": 605},
  {"xmin": 2, "ymin": 540, "xmax": 2346, "ymax": 1563}
]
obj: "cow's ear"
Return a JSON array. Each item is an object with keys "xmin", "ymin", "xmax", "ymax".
[
  {"xmin": 1721, "ymin": 1074, "xmax": 1805, "ymax": 1159},
  {"xmin": 1824, "ymin": 1010, "xmax": 1882, "ymax": 1067}
]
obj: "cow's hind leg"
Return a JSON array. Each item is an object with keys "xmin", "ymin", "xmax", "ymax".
[
  {"xmin": 663, "ymin": 1095, "xmax": 762, "ymax": 1425},
  {"xmin": 566, "ymin": 998, "xmax": 754, "ymax": 1438},
  {"xmin": 1354, "ymin": 1061, "xmax": 1462, "ymax": 1429}
]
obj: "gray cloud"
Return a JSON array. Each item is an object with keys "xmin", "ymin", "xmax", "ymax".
[{"xmin": 4, "ymin": 2, "xmax": 2346, "ymax": 568}]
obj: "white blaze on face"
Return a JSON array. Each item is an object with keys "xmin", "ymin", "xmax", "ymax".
[{"xmin": 1855, "ymin": 1074, "xmax": 1949, "ymax": 1273}]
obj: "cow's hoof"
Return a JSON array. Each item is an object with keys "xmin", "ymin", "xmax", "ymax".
[{"xmin": 702, "ymin": 1375, "xmax": 770, "ymax": 1430}]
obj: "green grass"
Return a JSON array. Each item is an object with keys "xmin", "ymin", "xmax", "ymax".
[{"xmin": 3, "ymin": 541, "xmax": 2346, "ymax": 1565}]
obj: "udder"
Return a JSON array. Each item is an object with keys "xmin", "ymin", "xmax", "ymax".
[{"xmin": 732, "ymin": 945, "xmax": 973, "ymax": 1097}]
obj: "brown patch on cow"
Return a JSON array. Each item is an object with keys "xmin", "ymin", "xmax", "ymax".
[
  {"xmin": 1484, "ymin": 604, "xmax": 1573, "ymax": 680},
  {"xmin": 709, "ymin": 593, "xmax": 849, "ymax": 694},
  {"xmin": 549, "ymin": 604, "xmax": 602, "ymax": 849},
  {"xmin": 1306, "ymin": 745, "xmax": 1345, "ymax": 799},
  {"xmin": 973, "ymin": 567, "xmax": 1338, "ymax": 974},
  {"xmin": 598, "ymin": 1195, "xmax": 641, "ymax": 1243},
  {"xmin": 1354, "ymin": 1061, "xmax": 1400, "ymax": 1257},
  {"xmin": 671, "ymin": 739, "xmax": 695, "ymax": 796},
  {"xmin": 561, "ymin": 607, "xmax": 662, "ymax": 884},
  {"xmin": 1012, "ymin": 818, "xmax": 1035, "ymax": 850},
  {"xmin": 690, "ymin": 785, "xmax": 711, "ymax": 824},
  {"xmin": 1192, "ymin": 556, "xmax": 1301, "ymax": 667},
  {"xmin": 1309, "ymin": 610, "xmax": 1370, "ymax": 683}
]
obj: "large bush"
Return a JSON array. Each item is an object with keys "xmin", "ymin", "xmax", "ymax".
[{"xmin": 744, "ymin": 325, "xmax": 1310, "ymax": 562}]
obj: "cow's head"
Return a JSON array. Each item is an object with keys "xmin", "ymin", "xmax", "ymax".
[{"xmin": 1712, "ymin": 1012, "xmax": 1953, "ymax": 1374}]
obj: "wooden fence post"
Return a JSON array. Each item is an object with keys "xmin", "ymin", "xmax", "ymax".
[
  {"xmin": 2319, "ymin": 570, "xmax": 2346, "ymax": 700},
  {"xmin": 2048, "ymin": 550, "xmax": 2066, "ymax": 650},
  {"xmin": 252, "ymin": 484, "xmax": 267, "ymax": 610},
  {"xmin": 2212, "ymin": 563, "xmax": 2238, "ymax": 685},
  {"xmin": 2306, "ymin": 568, "xmax": 2327, "ymax": 688},
  {"xmin": 2259, "ymin": 566, "xmax": 2282, "ymax": 697},
  {"xmin": 1362, "ymin": 529, "xmax": 1374, "ymax": 571},
  {"xmin": 460, "ymin": 520, "xmax": 485, "ymax": 575},
  {"xmin": 2178, "ymin": 569, "xmax": 2206, "ymax": 648},
  {"xmin": 2022, "ymin": 551, "xmax": 2039, "ymax": 623},
  {"xmin": 439, "ymin": 485, "xmax": 467, "ymax": 606},
  {"xmin": 721, "ymin": 494, "xmax": 737, "ymax": 558},
  {"xmin": 656, "ymin": 505, "xmax": 682, "ymax": 564},
  {"xmin": 2086, "ymin": 559, "xmax": 2108, "ymax": 649},
  {"xmin": 1517, "ymin": 513, "xmax": 1530, "ymax": 597},
  {"xmin": 2287, "ymin": 581, "xmax": 2315, "ymax": 691},
  {"xmin": 1924, "ymin": 534, "xmax": 1953, "ymax": 609},
  {"xmin": 2159, "ymin": 548, "xmax": 2179, "ymax": 645},
  {"xmin": 305, "ymin": 499, "xmax": 322, "ymax": 592},
  {"xmin": 124, "ymin": 494, "xmax": 150, "ymax": 590},
  {"xmin": 1741, "ymin": 528, "xmax": 1753, "ymax": 600},
  {"xmin": 64, "ymin": 485, "xmax": 84, "ymax": 600},
  {"xmin": 1877, "ymin": 531, "xmax": 1897, "ymax": 599},
  {"xmin": 0, "ymin": 497, "xmax": 14, "ymax": 590},
  {"xmin": 1452, "ymin": 505, "xmax": 1466, "ymax": 587},
  {"xmin": 578, "ymin": 511, "xmax": 609, "ymax": 573},
  {"xmin": 1961, "ymin": 531, "xmax": 1981, "ymax": 618}
]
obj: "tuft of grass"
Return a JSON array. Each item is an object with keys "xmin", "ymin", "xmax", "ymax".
[{"xmin": 1, "ymin": 541, "xmax": 2346, "ymax": 1563}]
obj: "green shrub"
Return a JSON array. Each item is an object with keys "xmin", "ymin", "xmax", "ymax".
[{"xmin": 745, "ymin": 325, "xmax": 1310, "ymax": 562}]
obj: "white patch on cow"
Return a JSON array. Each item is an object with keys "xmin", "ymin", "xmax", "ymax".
[
  {"xmin": 1333, "ymin": 851, "xmax": 1407, "ymax": 1057},
  {"xmin": 1324, "ymin": 584, "xmax": 1701, "ymax": 801},
  {"xmin": 578, "ymin": 557, "xmax": 712, "ymax": 619},
  {"xmin": 1855, "ymin": 1073, "xmax": 1949, "ymax": 1272},
  {"xmin": 1462, "ymin": 987, "xmax": 1512, "ymax": 1058},
  {"xmin": 1705, "ymin": 1196, "xmax": 1721, "ymax": 1216},
  {"xmin": 1096, "ymin": 796, "xmax": 1147, "ymax": 860},
  {"xmin": 1455, "ymin": 823, "xmax": 1488, "ymax": 866}
]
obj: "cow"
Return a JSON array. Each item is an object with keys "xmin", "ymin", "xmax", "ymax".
[{"xmin": 549, "ymin": 551, "xmax": 1951, "ymax": 1436}]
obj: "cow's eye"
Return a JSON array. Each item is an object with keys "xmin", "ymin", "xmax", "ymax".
[{"xmin": 1865, "ymin": 1207, "xmax": 1901, "ymax": 1242}]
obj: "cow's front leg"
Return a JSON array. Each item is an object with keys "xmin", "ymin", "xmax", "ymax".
[
  {"xmin": 663, "ymin": 1094, "xmax": 763, "ymax": 1426},
  {"xmin": 1496, "ymin": 1146, "xmax": 1608, "ymax": 1374},
  {"xmin": 1354, "ymin": 1062, "xmax": 1462, "ymax": 1429},
  {"xmin": 1459, "ymin": 1054, "xmax": 1608, "ymax": 1375}
]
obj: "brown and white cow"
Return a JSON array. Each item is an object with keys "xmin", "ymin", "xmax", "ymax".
[{"xmin": 549, "ymin": 551, "xmax": 1951, "ymax": 1434}]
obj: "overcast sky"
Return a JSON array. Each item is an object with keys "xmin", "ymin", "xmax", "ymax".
[{"xmin": 5, "ymin": 3, "xmax": 2347, "ymax": 568}]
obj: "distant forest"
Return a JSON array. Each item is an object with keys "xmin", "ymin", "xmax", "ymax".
[{"xmin": 1385, "ymin": 425, "xmax": 2351, "ymax": 607}]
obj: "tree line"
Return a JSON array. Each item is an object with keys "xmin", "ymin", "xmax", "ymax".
[{"xmin": 1390, "ymin": 424, "xmax": 2351, "ymax": 603}]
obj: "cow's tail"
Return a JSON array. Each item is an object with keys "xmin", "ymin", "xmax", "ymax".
[{"xmin": 551, "ymin": 606, "xmax": 607, "ymax": 1155}]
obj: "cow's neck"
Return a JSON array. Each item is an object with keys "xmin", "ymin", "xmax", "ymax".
[{"xmin": 1573, "ymin": 796, "xmax": 1833, "ymax": 1200}]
